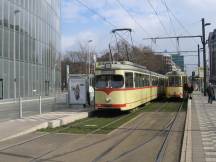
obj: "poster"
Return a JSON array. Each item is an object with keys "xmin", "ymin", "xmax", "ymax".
[{"xmin": 69, "ymin": 78, "xmax": 87, "ymax": 104}]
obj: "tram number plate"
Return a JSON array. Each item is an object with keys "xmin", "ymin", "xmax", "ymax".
[{"xmin": 101, "ymin": 70, "xmax": 114, "ymax": 74}]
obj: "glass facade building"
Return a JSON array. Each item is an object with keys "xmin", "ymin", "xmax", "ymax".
[
  {"xmin": 208, "ymin": 29, "xmax": 216, "ymax": 83},
  {"xmin": 0, "ymin": 0, "xmax": 61, "ymax": 100},
  {"xmin": 171, "ymin": 54, "xmax": 184, "ymax": 72}
]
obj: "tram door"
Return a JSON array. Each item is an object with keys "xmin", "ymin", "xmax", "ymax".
[
  {"xmin": 0, "ymin": 79, "xmax": 3, "ymax": 100},
  {"xmin": 45, "ymin": 81, "xmax": 49, "ymax": 96}
]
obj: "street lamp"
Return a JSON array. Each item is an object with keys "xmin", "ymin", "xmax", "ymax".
[
  {"xmin": 13, "ymin": 9, "xmax": 20, "ymax": 100},
  {"xmin": 202, "ymin": 18, "xmax": 211, "ymax": 96}
]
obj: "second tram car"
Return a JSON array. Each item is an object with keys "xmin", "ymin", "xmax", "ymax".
[
  {"xmin": 95, "ymin": 61, "xmax": 166, "ymax": 111},
  {"xmin": 165, "ymin": 70, "xmax": 187, "ymax": 99}
]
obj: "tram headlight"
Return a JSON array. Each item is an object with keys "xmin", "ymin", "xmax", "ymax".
[{"xmin": 105, "ymin": 97, "xmax": 111, "ymax": 103}]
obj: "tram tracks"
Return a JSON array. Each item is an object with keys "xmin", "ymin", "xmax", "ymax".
[
  {"xmin": 155, "ymin": 102, "xmax": 183, "ymax": 162},
  {"xmin": 106, "ymin": 101, "xmax": 184, "ymax": 162},
  {"xmin": 0, "ymin": 101, "xmax": 183, "ymax": 162},
  {"xmin": 0, "ymin": 105, "xmax": 146, "ymax": 161}
]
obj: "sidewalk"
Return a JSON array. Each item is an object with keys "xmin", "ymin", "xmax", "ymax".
[
  {"xmin": 187, "ymin": 92, "xmax": 216, "ymax": 162},
  {"xmin": 0, "ymin": 108, "xmax": 90, "ymax": 142}
]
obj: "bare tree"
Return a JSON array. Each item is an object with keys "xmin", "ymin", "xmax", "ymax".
[{"xmin": 61, "ymin": 42, "xmax": 96, "ymax": 89}]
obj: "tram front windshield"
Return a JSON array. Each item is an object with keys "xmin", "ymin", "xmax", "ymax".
[
  {"xmin": 168, "ymin": 76, "xmax": 181, "ymax": 86},
  {"xmin": 95, "ymin": 75, "xmax": 124, "ymax": 88}
]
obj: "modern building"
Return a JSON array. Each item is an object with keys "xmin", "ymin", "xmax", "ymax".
[
  {"xmin": 163, "ymin": 55, "xmax": 173, "ymax": 73},
  {"xmin": 0, "ymin": 0, "xmax": 61, "ymax": 100},
  {"xmin": 171, "ymin": 54, "xmax": 184, "ymax": 71},
  {"xmin": 208, "ymin": 29, "xmax": 216, "ymax": 83}
]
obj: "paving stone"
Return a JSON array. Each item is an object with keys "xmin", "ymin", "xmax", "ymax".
[{"xmin": 192, "ymin": 93, "xmax": 216, "ymax": 162}]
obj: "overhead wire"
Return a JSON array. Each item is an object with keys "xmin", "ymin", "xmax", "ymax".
[
  {"xmin": 115, "ymin": 0, "xmax": 161, "ymax": 51},
  {"xmin": 115, "ymin": 0, "xmax": 151, "ymax": 37},
  {"xmin": 74, "ymin": 0, "xmax": 134, "ymax": 49},
  {"xmin": 161, "ymin": 0, "xmax": 180, "ymax": 53},
  {"xmin": 161, "ymin": 0, "xmax": 177, "ymax": 36},
  {"xmin": 161, "ymin": 0, "xmax": 200, "ymax": 73},
  {"xmin": 75, "ymin": 0, "xmax": 117, "ymax": 28},
  {"xmin": 161, "ymin": 0, "xmax": 200, "ymax": 44},
  {"xmin": 146, "ymin": 0, "xmax": 177, "ymax": 50}
]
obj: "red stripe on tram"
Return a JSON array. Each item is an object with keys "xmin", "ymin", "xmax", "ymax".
[{"xmin": 96, "ymin": 86, "xmax": 158, "ymax": 95}]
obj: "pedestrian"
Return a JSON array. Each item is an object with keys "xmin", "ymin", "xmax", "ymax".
[
  {"xmin": 187, "ymin": 83, "xmax": 194, "ymax": 99},
  {"xmin": 206, "ymin": 83, "xmax": 215, "ymax": 104},
  {"xmin": 183, "ymin": 83, "xmax": 188, "ymax": 99}
]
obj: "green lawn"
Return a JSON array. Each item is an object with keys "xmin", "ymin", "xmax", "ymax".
[{"xmin": 40, "ymin": 109, "xmax": 141, "ymax": 134}]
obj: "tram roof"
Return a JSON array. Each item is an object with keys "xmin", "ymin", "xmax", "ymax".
[
  {"xmin": 96, "ymin": 61, "xmax": 166, "ymax": 78},
  {"xmin": 166, "ymin": 70, "xmax": 187, "ymax": 76}
]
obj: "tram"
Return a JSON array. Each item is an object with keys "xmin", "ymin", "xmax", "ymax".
[
  {"xmin": 95, "ymin": 61, "xmax": 167, "ymax": 111},
  {"xmin": 165, "ymin": 70, "xmax": 187, "ymax": 99}
]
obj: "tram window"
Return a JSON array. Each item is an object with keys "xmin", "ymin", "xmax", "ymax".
[
  {"xmin": 111, "ymin": 75, "xmax": 124, "ymax": 88},
  {"xmin": 159, "ymin": 79, "xmax": 161, "ymax": 86},
  {"xmin": 168, "ymin": 76, "xmax": 181, "ymax": 86},
  {"xmin": 139, "ymin": 74, "xmax": 143, "ymax": 87},
  {"xmin": 95, "ymin": 75, "xmax": 124, "ymax": 88},
  {"xmin": 168, "ymin": 76, "xmax": 175, "ymax": 86},
  {"xmin": 135, "ymin": 73, "xmax": 145, "ymax": 88},
  {"xmin": 95, "ymin": 75, "xmax": 108, "ymax": 88},
  {"xmin": 152, "ymin": 76, "xmax": 158, "ymax": 86},
  {"xmin": 125, "ymin": 72, "xmax": 134, "ymax": 88},
  {"xmin": 135, "ymin": 73, "xmax": 140, "ymax": 88},
  {"xmin": 143, "ymin": 75, "xmax": 150, "ymax": 86},
  {"xmin": 175, "ymin": 76, "xmax": 181, "ymax": 86}
]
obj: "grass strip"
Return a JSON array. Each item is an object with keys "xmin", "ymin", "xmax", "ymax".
[
  {"xmin": 40, "ymin": 101, "xmax": 185, "ymax": 134},
  {"xmin": 40, "ymin": 109, "xmax": 142, "ymax": 134}
]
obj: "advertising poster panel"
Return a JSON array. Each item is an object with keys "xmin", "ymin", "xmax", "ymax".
[{"xmin": 69, "ymin": 78, "xmax": 87, "ymax": 104}]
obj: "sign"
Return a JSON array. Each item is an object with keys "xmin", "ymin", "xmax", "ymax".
[
  {"xmin": 68, "ymin": 77, "xmax": 87, "ymax": 104},
  {"xmin": 101, "ymin": 70, "xmax": 114, "ymax": 75},
  {"xmin": 105, "ymin": 63, "xmax": 112, "ymax": 69}
]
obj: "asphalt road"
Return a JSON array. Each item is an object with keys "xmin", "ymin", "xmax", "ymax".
[{"xmin": 0, "ymin": 110, "xmax": 186, "ymax": 162}]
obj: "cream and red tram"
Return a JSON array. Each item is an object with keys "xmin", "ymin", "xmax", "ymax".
[
  {"xmin": 95, "ymin": 61, "xmax": 166, "ymax": 111},
  {"xmin": 165, "ymin": 70, "xmax": 187, "ymax": 98}
]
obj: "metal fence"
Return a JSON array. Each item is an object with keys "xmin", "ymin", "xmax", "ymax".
[{"xmin": 0, "ymin": 93, "xmax": 68, "ymax": 122}]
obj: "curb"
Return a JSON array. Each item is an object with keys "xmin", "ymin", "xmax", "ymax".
[
  {"xmin": 0, "ymin": 122, "xmax": 48, "ymax": 143},
  {"xmin": 0, "ymin": 112, "xmax": 89, "ymax": 143},
  {"xmin": 180, "ymin": 99, "xmax": 192, "ymax": 162}
]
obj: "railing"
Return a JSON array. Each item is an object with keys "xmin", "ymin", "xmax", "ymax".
[{"xmin": 0, "ymin": 93, "xmax": 68, "ymax": 122}]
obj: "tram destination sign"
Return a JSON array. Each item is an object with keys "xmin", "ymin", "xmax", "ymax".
[
  {"xmin": 101, "ymin": 70, "xmax": 114, "ymax": 75},
  {"xmin": 104, "ymin": 63, "xmax": 112, "ymax": 69}
]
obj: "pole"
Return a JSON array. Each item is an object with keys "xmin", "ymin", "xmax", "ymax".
[
  {"xmin": 198, "ymin": 44, "xmax": 200, "ymax": 77},
  {"xmin": 202, "ymin": 18, "xmax": 207, "ymax": 96},
  {"xmin": 19, "ymin": 97, "xmax": 22, "ymax": 118},
  {"xmin": 13, "ymin": 14, "xmax": 16, "ymax": 100},
  {"xmin": 114, "ymin": 34, "xmax": 120, "ymax": 61},
  {"xmin": 87, "ymin": 40, "xmax": 93, "ymax": 85},
  {"xmin": 39, "ymin": 96, "xmax": 42, "ymax": 115},
  {"xmin": 88, "ymin": 47, "xmax": 90, "ymax": 78},
  {"xmin": 198, "ymin": 44, "xmax": 200, "ymax": 68},
  {"xmin": 66, "ymin": 65, "xmax": 69, "ymax": 87},
  {"xmin": 109, "ymin": 43, "xmax": 113, "ymax": 63},
  {"xmin": 54, "ymin": 64, "xmax": 56, "ymax": 96},
  {"xmin": 198, "ymin": 44, "xmax": 200, "ymax": 91}
]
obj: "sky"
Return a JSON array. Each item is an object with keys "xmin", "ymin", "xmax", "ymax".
[{"xmin": 61, "ymin": 0, "xmax": 216, "ymax": 74}]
